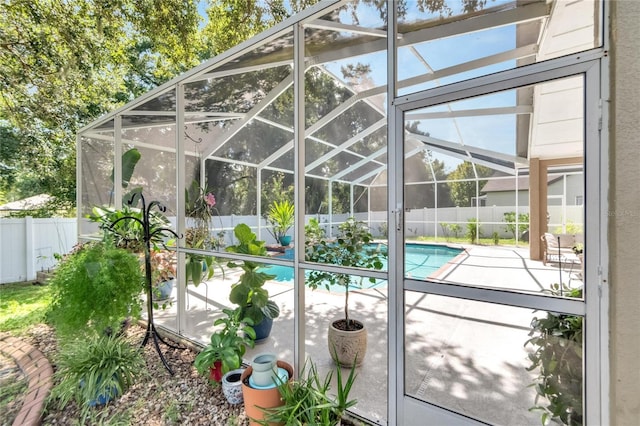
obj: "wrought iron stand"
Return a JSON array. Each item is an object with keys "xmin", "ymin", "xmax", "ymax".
[{"xmin": 110, "ymin": 193, "xmax": 184, "ymax": 375}]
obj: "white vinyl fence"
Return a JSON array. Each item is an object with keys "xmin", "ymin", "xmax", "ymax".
[
  {"xmin": 0, "ymin": 217, "xmax": 77, "ymax": 284},
  {"xmin": 2, "ymin": 206, "xmax": 582, "ymax": 284}
]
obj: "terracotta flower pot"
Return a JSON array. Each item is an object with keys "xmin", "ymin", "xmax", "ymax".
[{"xmin": 241, "ymin": 360, "xmax": 293, "ymax": 426}]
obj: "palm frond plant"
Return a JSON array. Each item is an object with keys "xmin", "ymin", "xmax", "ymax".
[{"xmin": 266, "ymin": 199, "xmax": 295, "ymax": 245}]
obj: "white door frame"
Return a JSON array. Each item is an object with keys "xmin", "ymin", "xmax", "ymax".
[{"xmin": 388, "ymin": 50, "xmax": 608, "ymax": 424}]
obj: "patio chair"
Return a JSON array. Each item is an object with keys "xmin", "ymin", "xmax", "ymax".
[{"xmin": 541, "ymin": 232, "xmax": 576, "ymax": 266}]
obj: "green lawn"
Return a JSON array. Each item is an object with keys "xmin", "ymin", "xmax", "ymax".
[{"xmin": 0, "ymin": 281, "xmax": 52, "ymax": 334}]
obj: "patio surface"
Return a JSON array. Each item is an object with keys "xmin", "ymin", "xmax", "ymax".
[{"xmin": 153, "ymin": 244, "xmax": 582, "ymax": 425}]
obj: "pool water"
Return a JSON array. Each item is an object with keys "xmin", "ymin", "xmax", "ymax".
[{"xmin": 259, "ymin": 243, "xmax": 463, "ymax": 291}]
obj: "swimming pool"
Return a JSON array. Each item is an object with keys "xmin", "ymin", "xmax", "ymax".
[{"xmin": 260, "ymin": 243, "xmax": 464, "ymax": 290}]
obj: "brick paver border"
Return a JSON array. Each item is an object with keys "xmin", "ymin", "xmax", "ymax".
[{"xmin": 0, "ymin": 333, "xmax": 53, "ymax": 426}]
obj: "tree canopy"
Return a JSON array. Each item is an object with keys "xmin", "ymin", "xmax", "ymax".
[
  {"xmin": 447, "ymin": 161, "xmax": 493, "ymax": 207},
  {"xmin": 0, "ymin": 0, "xmax": 314, "ymax": 214},
  {"xmin": 0, "ymin": 0, "xmax": 492, "ymax": 215}
]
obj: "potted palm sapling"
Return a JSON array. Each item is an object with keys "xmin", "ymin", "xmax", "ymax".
[
  {"xmin": 266, "ymin": 199, "xmax": 295, "ymax": 246},
  {"xmin": 305, "ymin": 217, "xmax": 386, "ymax": 367}
]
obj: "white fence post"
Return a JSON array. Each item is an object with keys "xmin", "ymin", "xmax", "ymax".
[{"xmin": 25, "ymin": 216, "xmax": 35, "ymax": 281}]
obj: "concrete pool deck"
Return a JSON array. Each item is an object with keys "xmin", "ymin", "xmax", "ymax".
[{"xmin": 153, "ymin": 244, "xmax": 582, "ymax": 425}]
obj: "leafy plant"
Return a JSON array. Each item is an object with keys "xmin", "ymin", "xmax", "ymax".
[
  {"xmin": 49, "ymin": 335, "xmax": 145, "ymax": 414},
  {"xmin": 572, "ymin": 243, "xmax": 583, "ymax": 255},
  {"xmin": 194, "ymin": 308, "xmax": 256, "ymax": 383},
  {"xmin": 266, "ymin": 199, "xmax": 295, "ymax": 243},
  {"xmin": 304, "ymin": 217, "xmax": 325, "ymax": 244},
  {"xmin": 89, "ymin": 204, "xmax": 171, "ymax": 253},
  {"xmin": 225, "ymin": 224, "xmax": 280, "ymax": 325},
  {"xmin": 261, "ymin": 356, "xmax": 357, "ymax": 425},
  {"xmin": 503, "ymin": 212, "xmax": 529, "ymax": 239},
  {"xmin": 525, "ymin": 284, "xmax": 583, "ymax": 426},
  {"xmin": 47, "ymin": 241, "xmax": 144, "ymax": 338},
  {"xmin": 184, "ymin": 220, "xmax": 219, "ymax": 287},
  {"xmin": 440, "ymin": 222, "xmax": 462, "ymax": 240},
  {"xmin": 150, "ymin": 247, "xmax": 176, "ymax": 285},
  {"xmin": 185, "ymin": 179, "xmax": 221, "ymax": 233},
  {"xmin": 305, "ymin": 217, "xmax": 386, "ymax": 329},
  {"xmin": 492, "ymin": 231, "xmax": 500, "ymax": 245}
]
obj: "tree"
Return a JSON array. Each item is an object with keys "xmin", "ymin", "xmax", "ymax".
[
  {"xmin": 0, "ymin": 0, "xmax": 203, "ymax": 213},
  {"xmin": 447, "ymin": 161, "xmax": 493, "ymax": 207}
]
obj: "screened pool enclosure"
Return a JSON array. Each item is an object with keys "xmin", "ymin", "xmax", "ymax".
[{"xmin": 78, "ymin": 1, "xmax": 606, "ymax": 424}]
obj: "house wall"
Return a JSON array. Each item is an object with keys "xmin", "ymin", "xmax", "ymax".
[
  {"xmin": 485, "ymin": 190, "xmax": 529, "ymax": 207},
  {"xmin": 610, "ymin": 1, "xmax": 640, "ymax": 424},
  {"xmin": 485, "ymin": 174, "xmax": 583, "ymax": 207}
]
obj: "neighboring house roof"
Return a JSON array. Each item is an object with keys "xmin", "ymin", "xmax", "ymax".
[
  {"xmin": 0, "ymin": 194, "xmax": 54, "ymax": 211},
  {"xmin": 481, "ymin": 174, "xmax": 563, "ymax": 193}
]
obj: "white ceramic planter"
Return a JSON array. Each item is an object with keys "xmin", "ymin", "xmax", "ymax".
[{"xmin": 221, "ymin": 368, "xmax": 245, "ymax": 405}]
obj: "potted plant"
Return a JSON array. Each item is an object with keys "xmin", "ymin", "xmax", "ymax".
[
  {"xmin": 184, "ymin": 227, "xmax": 216, "ymax": 286},
  {"xmin": 225, "ymin": 223, "xmax": 280, "ymax": 341},
  {"xmin": 266, "ymin": 199, "xmax": 295, "ymax": 246},
  {"xmin": 305, "ymin": 217, "xmax": 386, "ymax": 367},
  {"xmin": 194, "ymin": 308, "xmax": 256, "ymax": 388},
  {"xmin": 184, "ymin": 180, "xmax": 224, "ymax": 285},
  {"xmin": 47, "ymin": 241, "xmax": 144, "ymax": 338},
  {"xmin": 261, "ymin": 357, "xmax": 358, "ymax": 425},
  {"xmin": 89, "ymin": 204, "xmax": 171, "ymax": 253},
  {"xmin": 49, "ymin": 334, "xmax": 145, "ymax": 414},
  {"xmin": 525, "ymin": 284, "xmax": 583, "ymax": 426},
  {"xmin": 240, "ymin": 358, "xmax": 294, "ymax": 425},
  {"xmin": 149, "ymin": 247, "xmax": 176, "ymax": 303}
]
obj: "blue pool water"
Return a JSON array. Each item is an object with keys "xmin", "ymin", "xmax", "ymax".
[{"xmin": 259, "ymin": 243, "xmax": 463, "ymax": 291}]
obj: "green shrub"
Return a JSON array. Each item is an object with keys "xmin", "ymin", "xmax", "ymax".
[
  {"xmin": 503, "ymin": 212, "xmax": 529, "ymax": 239},
  {"xmin": 47, "ymin": 241, "xmax": 143, "ymax": 338},
  {"xmin": 49, "ymin": 335, "xmax": 145, "ymax": 413},
  {"xmin": 194, "ymin": 308, "xmax": 256, "ymax": 383},
  {"xmin": 466, "ymin": 218, "xmax": 480, "ymax": 244},
  {"xmin": 525, "ymin": 285, "xmax": 583, "ymax": 425}
]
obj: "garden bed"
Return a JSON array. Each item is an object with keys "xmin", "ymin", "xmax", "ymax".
[{"xmin": 16, "ymin": 323, "xmax": 251, "ymax": 425}]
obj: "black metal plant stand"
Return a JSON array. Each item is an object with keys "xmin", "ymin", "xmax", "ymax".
[{"xmin": 110, "ymin": 193, "xmax": 184, "ymax": 375}]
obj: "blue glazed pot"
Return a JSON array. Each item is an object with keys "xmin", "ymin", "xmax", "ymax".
[
  {"xmin": 80, "ymin": 376, "xmax": 120, "ymax": 406},
  {"xmin": 153, "ymin": 279, "xmax": 174, "ymax": 300},
  {"xmin": 252, "ymin": 316, "xmax": 274, "ymax": 343},
  {"xmin": 278, "ymin": 235, "xmax": 292, "ymax": 246}
]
